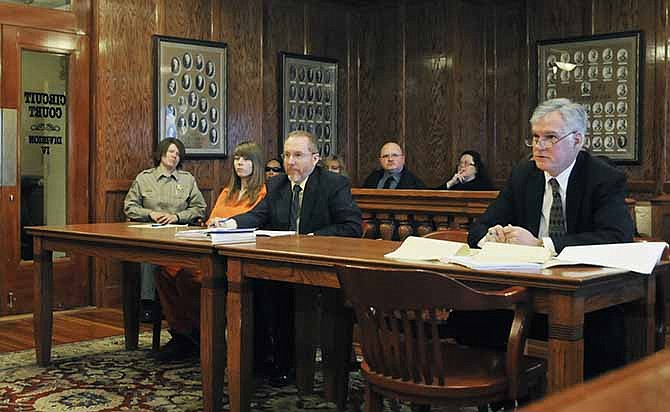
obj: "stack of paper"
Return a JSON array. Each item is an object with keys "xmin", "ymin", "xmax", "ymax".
[
  {"xmin": 384, "ymin": 236, "xmax": 668, "ymax": 274},
  {"xmin": 383, "ymin": 236, "xmax": 470, "ymax": 261},
  {"xmin": 255, "ymin": 230, "xmax": 296, "ymax": 237},
  {"xmin": 547, "ymin": 242, "xmax": 669, "ymax": 274},
  {"xmin": 444, "ymin": 243, "xmax": 551, "ymax": 270},
  {"xmin": 175, "ymin": 227, "xmax": 256, "ymax": 244}
]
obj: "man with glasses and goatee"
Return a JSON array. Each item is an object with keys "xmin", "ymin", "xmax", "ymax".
[
  {"xmin": 458, "ymin": 98, "xmax": 634, "ymax": 382},
  {"xmin": 218, "ymin": 130, "xmax": 362, "ymax": 384}
]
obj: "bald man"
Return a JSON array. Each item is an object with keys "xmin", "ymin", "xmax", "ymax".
[{"xmin": 362, "ymin": 142, "xmax": 426, "ymax": 189}]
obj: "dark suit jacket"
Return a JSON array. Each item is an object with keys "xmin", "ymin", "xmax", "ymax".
[
  {"xmin": 468, "ymin": 151, "xmax": 634, "ymax": 252},
  {"xmin": 233, "ymin": 166, "xmax": 362, "ymax": 237},
  {"xmin": 361, "ymin": 168, "xmax": 426, "ymax": 189}
]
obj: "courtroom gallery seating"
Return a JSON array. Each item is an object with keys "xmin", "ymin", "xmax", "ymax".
[{"xmin": 336, "ymin": 264, "xmax": 546, "ymax": 412}]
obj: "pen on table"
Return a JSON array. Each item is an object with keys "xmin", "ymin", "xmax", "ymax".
[
  {"xmin": 151, "ymin": 223, "xmax": 165, "ymax": 227},
  {"xmin": 210, "ymin": 217, "xmax": 230, "ymax": 227}
]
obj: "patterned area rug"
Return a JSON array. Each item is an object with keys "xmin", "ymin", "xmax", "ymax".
[{"xmin": 0, "ymin": 333, "xmax": 481, "ymax": 411}]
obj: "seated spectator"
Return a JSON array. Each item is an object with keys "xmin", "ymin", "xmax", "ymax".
[
  {"xmin": 440, "ymin": 150, "xmax": 494, "ymax": 190},
  {"xmin": 322, "ymin": 154, "xmax": 347, "ymax": 176},
  {"xmin": 265, "ymin": 158, "xmax": 283, "ymax": 181},
  {"xmin": 362, "ymin": 142, "xmax": 425, "ymax": 189},
  {"xmin": 152, "ymin": 141, "xmax": 267, "ymax": 362},
  {"xmin": 123, "ymin": 138, "xmax": 206, "ymax": 326}
]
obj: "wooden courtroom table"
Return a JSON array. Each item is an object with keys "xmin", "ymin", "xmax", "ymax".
[
  {"xmin": 519, "ymin": 349, "xmax": 670, "ymax": 412},
  {"xmin": 219, "ymin": 235, "xmax": 666, "ymax": 412},
  {"xmin": 25, "ymin": 222, "xmax": 226, "ymax": 412}
]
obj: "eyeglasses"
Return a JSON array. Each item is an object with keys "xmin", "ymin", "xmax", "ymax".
[
  {"xmin": 281, "ymin": 152, "xmax": 318, "ymax": 161},
  {"xmin": 265, "ymin": 167, "xmax": 282, "ymax": 172},
  {"xmin": 380, "ymin": 153, "xmax": 403, "ymax": 160},
  {"xmin": 525, "ymin": 130, "xmax": 577, "ymax": 148}
]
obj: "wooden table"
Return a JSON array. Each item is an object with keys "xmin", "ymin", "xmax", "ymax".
[
  {"xmin": 219, "ymin": 235, "xmax": 665, "ymax": 412},
  {"xmin": 26, "ymin": 222, "xmax": 226, "ymax": 412},
  {"xmin": 519, "ymin": 349, "xmax": 670, "ymax": 412}
]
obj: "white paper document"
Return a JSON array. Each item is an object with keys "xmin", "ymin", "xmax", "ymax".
[
  {"xmin": 441, "ymin": 242, "xmax": 551, "ymax": 271},
  {"xmin": 254, "ymin": 230, "xmax": 297, "ymax": 237},
  {"xmin": 545, "ymin": 242, "xmax": 669, "ymax": 274},
  {"xmin": 384, "ymin": 236, "xmax": 470, "ymax": 261},
  {"xmin": 175, "ymin": 227, "xmax": 256, "ymax": 243},
  {"xmin": 128, "ymin": 223, "xmax": 189, "ymax": 229},
  {"xmin": 210, "ymin": 231, "xmax": 256, "ymax": 244}
]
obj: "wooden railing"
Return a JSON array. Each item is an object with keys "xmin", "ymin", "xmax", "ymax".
[
  {"xmin": 351, "ymin": 189, "xmax": 499, "ymax": 240},
  {"xmin": 352, "ymin": 189, "xmax": 638, "ymax": 241}
]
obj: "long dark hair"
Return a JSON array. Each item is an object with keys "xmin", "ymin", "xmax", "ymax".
[{"xmin": 225, "ymin": 141, "xmax": 265, "ymax": 205}]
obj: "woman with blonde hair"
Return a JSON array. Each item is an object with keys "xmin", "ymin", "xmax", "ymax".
[{"xmin": 154, "ymin": 141, "xmax": 267, "ymax": 362}]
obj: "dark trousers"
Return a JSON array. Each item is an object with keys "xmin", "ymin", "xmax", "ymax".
[
  {"xmin": 253, "ymin": 280, "xmax": 295, "ymax": 372},
  {"xmin": 443, "ymin": 306, "xmax": 626, "ymax": 379}
]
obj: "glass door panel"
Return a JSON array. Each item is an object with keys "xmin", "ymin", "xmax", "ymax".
[{"xmin": 20, "ymin": 50, "xmax": 68, "ymax": 260}]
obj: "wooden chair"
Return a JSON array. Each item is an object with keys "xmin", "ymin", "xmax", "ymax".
[
  {"xmin": 422, "ymin": 229, "xmax": 469, "ymax": 243},
  {"xmin": 336, "ymin": 264, "xmax": 545, "ymax": 412}
]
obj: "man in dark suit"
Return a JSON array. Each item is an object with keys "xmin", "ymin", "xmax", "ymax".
[
  {"xmin": 362, "ymin": 142, "xmax": 426, "ymax": 189},
  {"xmin": 223, "ymin": 130, "xmax": 362, "ymax": 382},
  {"xmin": 466, "ymin": 98, "xmax": 634, "ymax": 379}
]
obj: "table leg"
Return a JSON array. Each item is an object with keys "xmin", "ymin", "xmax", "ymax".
[
  {"xmin": 624, "ymin": 276, "xmax": 656, "ymax": 360},
  {"xmin": 227, "ymin": 258, "xmax": 253, "ymax": 412},
  {"xmin": 201, "ymin": 255, "xmax": 227, "ymax": 412},
  {"xmin": 320, "ymin": 288, "xmax": 353, "ymax": 409},
  {"xmin": 295, "ymin": 284, "xmax": 318, "ymax": 393},
  {"xmin": 547, "ymin": 293, "xmax": 584, "ymax": 393},
  {"xmin": 656, "ymin": 268, "xmax": 670, "ymax": 350},
  {"xmin": 33, "ymin": 236, "xmax": 53, "ymax": 366},
  {"xmin": 121, "ymin": 261, "xmax": 140, "ymax": 350}
]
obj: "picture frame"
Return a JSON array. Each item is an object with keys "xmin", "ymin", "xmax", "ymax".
[
  {"xmin": 537, "ymin": 31, "xmax": 642, "ymax": 164},
  {"xmin": 279, "ymin": 52, "xmax": 338, "ymax": 158},
  {"xmin": 153, "ymin": 35, "xmax": 227, "ymax": 158}
]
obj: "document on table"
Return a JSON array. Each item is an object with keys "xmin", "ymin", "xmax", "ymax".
[
  {"xmin": 384, "ymin": 236, "xmax": 470, "ymax": 261},
  {"xmin": 175, "ymin": 227, "xmax": 256, "ymax": 243},
  {"xmin": 441, "ymin": 242, "xmax": 551, "ymax": 271},
  {"xmin": 544, "ymin": 242, "xmax": 669, "ymax": 274},
  {"xmin": 128, "ymin": 223, "xmax": 189, "ymax": 228},
  {"xmin": 254, "ymin": 230, "xmax": 297, "ymax": 237}
]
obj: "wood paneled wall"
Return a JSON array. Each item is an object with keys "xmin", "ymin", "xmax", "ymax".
[
  {"xmin": 91, "ymin": 0, "xmax": 670, "ymax": 305},
  {"xmin": 91, "ymin": 0, "xmax": 359, "ymax": 305},
  {"xmin": 355, "ymin": 0, "xmax": 669, "ymax": 193}
]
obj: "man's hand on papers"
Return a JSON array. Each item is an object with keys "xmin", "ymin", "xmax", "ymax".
[
  {"xmin": 485, "ymin": 225, "xmax": 507, "ymax": 243},
  {"xmin": 502, "ymin": 225, "xmax": 542, "ymax": 246},
  {"xmin": 486, "ymin": 224, "xmax": 542, "ymax": 247}
]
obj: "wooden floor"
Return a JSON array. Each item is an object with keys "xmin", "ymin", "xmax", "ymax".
[{"xmin": 0, "ymin": 307, "xmax": 152, "ymax": 353}]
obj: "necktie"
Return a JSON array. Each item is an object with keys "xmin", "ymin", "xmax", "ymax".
[
  {"xmin": 548, "ymin": 178, "xmax": 566, "ymax": 238},
  {"xmin": 382, "ymin": 176, "xmax": 394, "ymax": 189},
  {"xmin": 289, "ymin": 185, "xmax": 302, "ymax": 231}
]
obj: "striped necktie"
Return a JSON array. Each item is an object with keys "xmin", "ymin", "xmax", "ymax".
[{"xmin": 548, "ymin": 178, "xmax": 566, "ymax": 237}]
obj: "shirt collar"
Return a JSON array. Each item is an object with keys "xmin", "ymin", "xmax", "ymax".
[
  {"xmin": 290, "ymin": 174, "xmax": 309, "ymax": 192},
  {"xmin": 543, "ymin": 158, "xmax": 576, "ymax": 190},
  {"xmin": 383, "ymin": 168, "xmax": 402, "ymax": 180},
  {"xmin": 155, "ymin": 165, "xmax": 178, "ymax": 181}
]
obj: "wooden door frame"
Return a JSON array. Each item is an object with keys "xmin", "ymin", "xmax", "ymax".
[{"xmin": 0, "ymin": 25, "xmax": 90, "ymax": 315}]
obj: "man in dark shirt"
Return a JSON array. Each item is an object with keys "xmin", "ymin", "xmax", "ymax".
[{"xmin": 362, "ymin": 142, "xmax": 425, "ymax": 189}]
